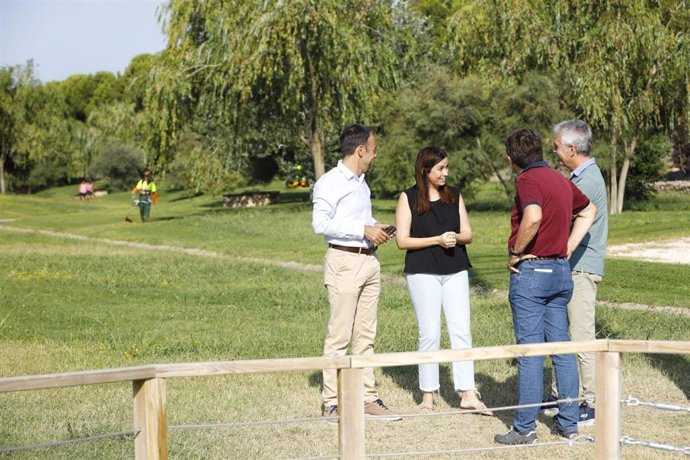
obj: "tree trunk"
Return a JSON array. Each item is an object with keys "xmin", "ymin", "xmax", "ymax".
[
  {"xmin": 299, "ymin": 121, "xmax": 326, "ymax": 180},
  {"xmin": 476, "ymin": 137, "xmax": 511, "ymax": 198},
  {"xmin": 310, "ymin": 127, "xmax": 325, "ymax": 180},
  {"xmin": 616, "ymin": 135, "xmax": 638, "ymax": 214},
  {"xmin": 0, "ymin": 152, "xmax": 5, "ymax": 194},
  {"xmin": 608, "ymin": 127, "xmax": 619, "ymax": 215}
]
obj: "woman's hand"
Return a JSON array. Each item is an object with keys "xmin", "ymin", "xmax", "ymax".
[{"xmin": 438, "ymin": 231, "xmax": 457, "ymax": 249}]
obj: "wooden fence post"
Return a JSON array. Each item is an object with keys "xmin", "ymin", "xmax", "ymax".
[
  {"xmin": 133, "ymin": 378, "xmax": 168, "ymax": 460},
  {"xmin": 594, "ymin": 352, "xmax": 622, "ymax": 459},
  {"xmin": 338, "ymin": 368, "xmax": 365, "ymax": 460}
]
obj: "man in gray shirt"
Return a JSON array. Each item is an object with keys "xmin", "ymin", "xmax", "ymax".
[{"xmin": 549, "ymin": 119, "xmax": 608, "ymax": 425}]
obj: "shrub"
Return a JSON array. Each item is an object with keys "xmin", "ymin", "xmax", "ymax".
[{"xmin": 89, "ymin": 144, "xmax": 145, "ymax": 192}]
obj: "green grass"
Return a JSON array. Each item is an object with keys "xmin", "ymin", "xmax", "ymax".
[{"xmin": 1, "ymin": 185, "xmax": 689, "ymax": 458}]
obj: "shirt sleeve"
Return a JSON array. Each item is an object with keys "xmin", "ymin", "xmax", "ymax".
[{"xmin": 516, "ymin": 175, "xmax": 543, "ymax": 209}]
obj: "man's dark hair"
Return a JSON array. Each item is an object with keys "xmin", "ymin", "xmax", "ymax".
[
  {"xmin": 339, "ymin": 123, "xmax": 372, "ymax": 157},
  {"xmin": 505, "ymin": 128, "xmax": 543, "ymax": 168}
]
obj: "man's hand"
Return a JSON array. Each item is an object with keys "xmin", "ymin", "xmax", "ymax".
[
  {"xmin": 365, "ymin": 225, "xmax": 392, "ymax": 245},
  {"xmin": 507, "ymin": 254, "xmax": 521, "ymax": 273},
  {"xmin": 507, "ymin": 253, "xmax": 537, "ymax": 273}
]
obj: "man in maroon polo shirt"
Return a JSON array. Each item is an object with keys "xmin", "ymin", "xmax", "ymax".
[{"xmin": 495, "ymin": 128, "xmax": 596, "ymax": 445}]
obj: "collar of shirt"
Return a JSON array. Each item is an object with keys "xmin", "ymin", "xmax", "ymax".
[
  {"xmin": 520, "ymin": 160, "xmax": 550, "ymax": 174},
  {"xmin": 570, "ymin": 158, "xmax": 597, "ymax": 178},
  {"xmin": 336, "ymin": 159, "xmax": 365, "ymax": 182}
]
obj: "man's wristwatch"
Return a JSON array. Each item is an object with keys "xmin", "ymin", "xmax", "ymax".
[{"xmin": 509, "ymin": 247, "xmax": 523, "ymax": 257}]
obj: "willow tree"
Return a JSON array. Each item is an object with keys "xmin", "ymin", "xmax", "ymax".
[
  {"xmin": 150, "ymin": 0, "xmax": 401, "ymax": 180},
  {"xmin": 449, "ymin": 0, "xmax": 690, "ymax": 214}
]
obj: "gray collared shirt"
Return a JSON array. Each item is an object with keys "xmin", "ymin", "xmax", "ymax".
[{"xmin": 569, "ymin": 159, "xmax": 608, "ymax": 276}]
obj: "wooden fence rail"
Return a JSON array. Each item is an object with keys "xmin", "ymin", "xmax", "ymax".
[{"xmin": 1, "ymin": 339, "xmax": 689, "ymax": 459}]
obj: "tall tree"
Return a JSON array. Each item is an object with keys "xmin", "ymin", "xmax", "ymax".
[
  {"xmin": 0, "ymin": 67, "xmax": 15, "ymax": 193},
  {"xmin": 150, "ymin": 0, "xmax": 402, "ymax": 180},
  {"xmin": 0, "ymin": 62, "xmax": 70, "ymax": 193},
  {"xmin": 449, "ymin": 0, "xmax": 690, "ymax": 213}
]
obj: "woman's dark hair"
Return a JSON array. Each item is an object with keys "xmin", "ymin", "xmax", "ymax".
[
  {"xmin": 142, "ymin": 168, "xmax": 152, "ymax": 178},
  {"xmin": 414, "ymin": 146, "xmax": 454, "ymax": 215}
]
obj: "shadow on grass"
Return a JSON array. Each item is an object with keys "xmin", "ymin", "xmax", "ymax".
[
  {"xmin": 468, "ymin": 261, "xmax": 506, "ymax": 293},
  {"xmin": 597, "ymin": 316, "xmax": 690, "ymax": 401},
  {"xmin": 380, "ymin": 365, "xmax": 523, "ymax": 429},
  {"xmin": 168, "ymin": 192, "xmax": 204, "ymax": 203},
  {"xmin": 152, "ymin": 216, "xmax": 185, "ymax": 222},
  {"xmin": 308, "ymin": 361, "xmax": 579, "ymax": 434},
  {"xmin": 645, "ymin": 354, "xmax": 690, "ymax": 400}
]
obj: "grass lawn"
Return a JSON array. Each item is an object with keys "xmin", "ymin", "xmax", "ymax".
[{"xmin": 0, "ymin": 184, "xmax": 689, "ymax": 459}]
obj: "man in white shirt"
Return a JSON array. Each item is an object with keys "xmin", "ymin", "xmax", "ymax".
[{"xmin": 312, "ymin": 123, "xmax": 400, "ymax": 421}]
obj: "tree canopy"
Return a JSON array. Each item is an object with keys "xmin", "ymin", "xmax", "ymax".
[
  {"xmin": 449, "ymin": 0, "xmax": 690, "ymax": 213},
  {"xmin": 0, "ymin": 1, "xmax": 688, "ymax": 209},
  {"xmin": 150, "ymin": 0, "xmax": 404, "ymax": 183}
]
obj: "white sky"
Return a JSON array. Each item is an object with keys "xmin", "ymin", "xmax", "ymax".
[{"xmin": 0, "ymin": 0, "xmax": 167, "ymax": 82}]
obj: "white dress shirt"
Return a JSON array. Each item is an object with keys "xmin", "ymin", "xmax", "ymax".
[{"xmin": 312, "ymin": 160, "xmax": 376, "ymax": 248}]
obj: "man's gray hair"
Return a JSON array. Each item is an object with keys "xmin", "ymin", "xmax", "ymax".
[{"xmin": 553, "ymin": 119, "xmax": 592, "ymax": 156}]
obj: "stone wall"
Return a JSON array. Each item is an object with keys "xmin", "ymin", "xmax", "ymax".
[
  {"xmin": 650, "ymin": 181, "xmax": 690, "ymax": 192},
  {"xmin": 222, "ymin": 191, "xmax": 280, "ymax": 208}
]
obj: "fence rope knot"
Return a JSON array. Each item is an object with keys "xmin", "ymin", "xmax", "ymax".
[
  {"xmin": 622, "ymin": 394, "xmax": 690, "ymax": 412},
  {"xmin": 569, "ymin": 435, "xmax": 594, "ymax": 447},
  {"xmin": 621, "ymin": 435, "xmax": 690, "ymax": 455}
]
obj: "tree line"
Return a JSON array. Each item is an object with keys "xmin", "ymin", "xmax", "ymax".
[{"xmin": 1, "ymin": 0, "xmax": 688, "ymax": 213}]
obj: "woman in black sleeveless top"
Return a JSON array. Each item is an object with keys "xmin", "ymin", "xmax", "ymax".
[{"xmin": 395, "ymin": 146, "xmax": 492, "ymax": 415}]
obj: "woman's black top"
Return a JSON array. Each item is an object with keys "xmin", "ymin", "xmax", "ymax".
[{"xmin": 403, "ymin": 185, "xmax": 472, "ymax": 275}]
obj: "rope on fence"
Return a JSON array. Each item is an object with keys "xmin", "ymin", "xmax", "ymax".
[
  {"xmin": 287, "ymin": 435, "xmax": 594, "ymax": 460},
  {"xmin": 391, "ymin": 397, "xmax": 588, "ymax": 420},
  {"xmin": 0, "ymin": 397, "xmax": 594, "ymax": 455},
  {"xmin": 0, "ymin": 429, "xmax": 139, "ymax": 454},
  {"xmin": 622, "ymin": 395, "xmax": 690, "ymax": 413},
  {"xmin": 621, "ymin": 436, "xmax": 690, "ymax": 455},
  {"xmin": 170, "ymin": 416, "xmax": 333, "ymax": 431}
]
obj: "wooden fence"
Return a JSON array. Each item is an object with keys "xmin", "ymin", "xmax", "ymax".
[{"xmin": 1, "ymin": 339, "xmax": 689, "ymax": 459}]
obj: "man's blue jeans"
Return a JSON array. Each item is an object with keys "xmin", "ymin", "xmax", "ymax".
[{"xmin": 509, "ymin": 258, "xmax": 579, "ymax": 434}]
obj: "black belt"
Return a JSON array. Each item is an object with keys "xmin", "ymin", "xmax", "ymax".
[
  {"xmin": 526, "ymin": 256, "xmax": 566, "ymax": 261},
  {"xmin": 329, "ymin": 244, "xmax": 376, "ymax": 255}
]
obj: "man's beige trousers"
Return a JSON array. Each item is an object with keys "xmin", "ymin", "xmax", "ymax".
[
  {"xmin": 322, "ymin": 248, "xmax": 380, "ymax": 407},
  {"xmin": 551, "ymin": 271, "xmax": 601, "ymax": 403}
]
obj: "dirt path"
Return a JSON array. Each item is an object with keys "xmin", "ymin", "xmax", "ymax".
[
  {"xmin": 2, "ymin": 224, "xmax": 689, "ymax": 317},
  {"xmin": 607, "ymin": 237, "xmax": 690, "ymax": 265}
]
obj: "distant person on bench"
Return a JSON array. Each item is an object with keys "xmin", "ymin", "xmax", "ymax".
[
  {"xmin": 78, "ymin": 180, "xmax": 89, "ymax": 200},
  {"xmin": 85, "ymin": 179, "xmax": 94, "ymax": 200}
]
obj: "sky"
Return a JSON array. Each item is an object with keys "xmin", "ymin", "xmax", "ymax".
[{"xmin": 0, "ymin": 0, "xmax": 167, "ymax": 83}]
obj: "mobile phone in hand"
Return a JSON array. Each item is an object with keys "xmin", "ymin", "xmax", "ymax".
[{"xmin": 385, "ymin": 225, "xmax": 397, "ymax": 236}]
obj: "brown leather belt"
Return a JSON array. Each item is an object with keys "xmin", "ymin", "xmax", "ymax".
[{"xmin": 329, "ymin": 244, "xmax": 376, "ymax": 255}]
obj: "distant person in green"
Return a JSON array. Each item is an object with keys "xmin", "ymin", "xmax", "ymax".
[{"xmin": 131, "ymin": 168, "xmax": 158, "ymax": 222}]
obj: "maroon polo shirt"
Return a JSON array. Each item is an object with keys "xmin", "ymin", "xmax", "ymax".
[{"xmin": 508, "ymin": 161, "xmax": 590, "ymax": 257}]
